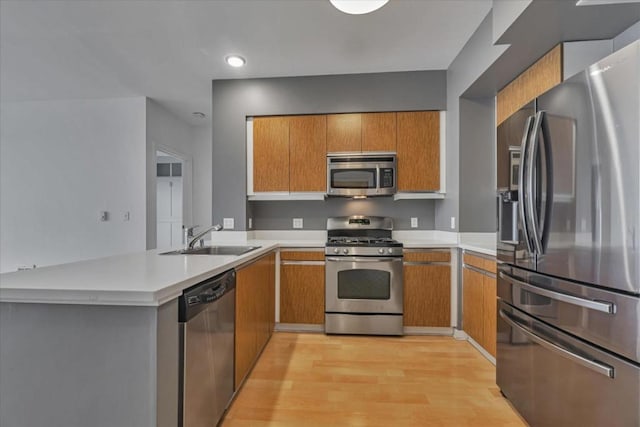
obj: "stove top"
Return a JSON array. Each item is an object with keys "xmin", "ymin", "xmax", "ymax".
[{"xmin": 326, "ymin": 236, "xmax": 402, "ymax": 247}]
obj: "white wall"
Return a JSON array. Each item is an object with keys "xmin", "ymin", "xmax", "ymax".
[
  {"xmin": 145, "ymin": 98, "xmax": 195, "ymax": 249},
  {"xmin": 192, "ymin": 125, "xmax": 212, "ymax": 228},
  {"xmin": 0, "ymin": 97, "xmax": 147, "ymax": 272}
]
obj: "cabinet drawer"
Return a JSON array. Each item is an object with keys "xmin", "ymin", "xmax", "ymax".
[
  {"xmin": 280, "ymin": 250, "xmax": 325, "ymax": 262},
  {"xmin": 404, "ymin": 250, "xmax": 450, "ymax": 263}
]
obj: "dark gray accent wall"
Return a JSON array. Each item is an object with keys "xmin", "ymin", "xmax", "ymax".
[
  {"xmin": 250, "ymin": 198, "xmax": 435, "ymax": 230},
  {"xmin": 438, "ymin": 11, "xmax": 507, "ymax": 232},
  {"xmin": 212, "ymin": 71, "xmax": 446, "ymax": 231},
  {"xmin": 458, "ymin": 97, "xmax": 496, "ymax": 232}
]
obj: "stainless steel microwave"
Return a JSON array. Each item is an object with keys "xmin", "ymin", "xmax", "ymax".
[{"xmin": 327, "ymin": 152, "xmax": 397, "ymax": 197}]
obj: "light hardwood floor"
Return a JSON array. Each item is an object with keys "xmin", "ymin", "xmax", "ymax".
[{"xmin": 223, "ymin": 333, "xmax": 527, "ymax": 427}]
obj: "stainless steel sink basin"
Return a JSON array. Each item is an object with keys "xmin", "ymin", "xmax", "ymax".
[{"xmin": 160, "ymin": 246, "xmax": 261, "ymax": 256}]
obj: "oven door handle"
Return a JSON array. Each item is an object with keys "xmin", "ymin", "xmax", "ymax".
[{"xmin": 325, "ymin": 257, "xmax": 402, "ymax": 263}]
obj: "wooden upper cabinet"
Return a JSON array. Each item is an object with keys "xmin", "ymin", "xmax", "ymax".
[
  {"xmin": 289, "ymin": 115, "xmax": 327, "ymax": 192},
  {"xmin": 397, "ymin": 111, "xmax": 440, "ymax": 192},
  {"xmin": 327, "ymin": 113, "xmax": 361, "ymax": 152},
  {"xmin": 253, "ymin": 116, "xmax": 290, "ymax": 192},
  {"xmin": 361, "ymin": 112, "xmax": 396, "ymax": 152},
  {"xmin": 497, "ymin": 44, "xmax": 562, "ymax": 125}
]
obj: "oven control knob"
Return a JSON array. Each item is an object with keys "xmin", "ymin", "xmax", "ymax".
[
  {"xmin": 333, "ymin": 248, "xmax": 339, "ymax": 254},
  {"xmin": 378, "ymin": 248, "xmax": 385, "ymax": 254},
  {"xmin": 342, "ymin": 249, "xmax": 349, "ymax": 255},
  {"xmin": 388, "ymin": 248, "xmax": 393, "ymax": 254}
]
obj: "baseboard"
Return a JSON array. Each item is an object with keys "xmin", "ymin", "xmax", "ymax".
[
  {"xmin": 453, "ymin": 328, "xmax": 468, "ymax": 340},
  {"xmin": 467, "ymin": 336, "xmax": 496, "ymax": 366},
  {"xmin": 275, "ymin": 323, "xmax": 324, "ymax": 333},
  {"xmin": 403, "ymin": 326, "xmax": 453, "ymax": 336}
]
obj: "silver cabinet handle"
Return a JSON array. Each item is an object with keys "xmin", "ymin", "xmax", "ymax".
[
  {"xmin": 519, "ymin": 116, "xmax": 535, "ymax": 253},
  {"xmin": 499, "ymin": 271, "xmax": 615, "ymax": 314},
  {"xmin": 499, "ymin": 309, "xmax": 614, "ymax": 378}
]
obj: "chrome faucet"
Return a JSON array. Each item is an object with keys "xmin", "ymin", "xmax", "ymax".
[{"xmin": 184, "ymin": 224, "xmax": 223, "ymax": 249}]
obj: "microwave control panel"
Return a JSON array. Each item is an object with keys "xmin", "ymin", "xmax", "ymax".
[{"xmin": 380, "ymin": 168, "xmax": 394, "ymax": 188}]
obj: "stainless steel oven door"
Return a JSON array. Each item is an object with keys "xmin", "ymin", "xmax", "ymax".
[{"xmin": 325, "ymin": 256, "xmax": 403, "ymax": 314}]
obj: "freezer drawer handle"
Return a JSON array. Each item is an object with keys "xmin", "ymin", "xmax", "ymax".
[
  {"xmin": 499, "ymin": 309, "xmax": 615, "ymax": 378},
  {"xmin": 499, "ymin": 271, "xmax": 616, "ymax": 314}
]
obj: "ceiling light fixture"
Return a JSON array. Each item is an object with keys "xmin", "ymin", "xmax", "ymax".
[
  {"xmin": 225, "ymin": 55, "xmax": 246, "ymax": 67},
  {"xmin": 330, "ymin": 0, "xmax": 389, "ymax": 15}
]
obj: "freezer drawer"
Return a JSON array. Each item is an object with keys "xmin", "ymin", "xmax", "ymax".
[
  {"xmin": 498, "ymin": 264, "xmax": 640, "ymax": 363},
  {"xmin": 497, "ymin": 301, "xmax": 640, "ymax": 427}
]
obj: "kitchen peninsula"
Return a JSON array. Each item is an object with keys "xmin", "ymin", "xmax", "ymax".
[{"xmin": 0, "ymin": 233, "xmax": 492, "ymax": 427}]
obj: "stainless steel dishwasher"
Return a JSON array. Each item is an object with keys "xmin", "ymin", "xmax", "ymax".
[{"xmin": 178, "ymin": 269, "xmax": 235, "ymax": 427}]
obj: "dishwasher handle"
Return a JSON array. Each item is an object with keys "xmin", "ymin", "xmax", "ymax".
[{"xmin": 179, "ymin": 269, "xmax": 236, "ymax": 322}]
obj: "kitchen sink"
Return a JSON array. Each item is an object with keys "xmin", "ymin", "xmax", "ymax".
[{"xmin": 160, "ymin": 246, "xmax": 261, "ymax": 256}]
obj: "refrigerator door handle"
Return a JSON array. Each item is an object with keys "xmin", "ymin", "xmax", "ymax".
[
  {"xmin": 527, "ymin": 111, "xmax": 544, "ymax": 254},
  {"xmin": 538, "ymin": 111, "xmax": 554, "ymax": 253},
  {"xmin": 499, "ymin": 271, "xmax": 616, "ymax": 314},
  {"xmin": 499, "ymin": 309, "xmax": 615, "ymax": 378},
  {"xmin": 519, "ymin": 116, "xmax": 535, "ymax": 254}
]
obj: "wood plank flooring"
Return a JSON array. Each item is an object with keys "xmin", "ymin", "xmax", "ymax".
[{"xmin": 223, "ymin": 333, "xmax": 527, "ymax": 427}]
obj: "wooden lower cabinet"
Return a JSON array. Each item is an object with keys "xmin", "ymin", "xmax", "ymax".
[
  {"xmin": 403, "ymin": 250, "xmax": 451, "ymax": 327},
  {"xmin": 462, "ymin": 253, "xmax": 497, "ymax": 358},
  {"xmin": 280, "ymin": 250, "xmax": 325, "ymax": 325},
  {"xmin": 462, "ymin": 267, "xmax": 485, "ymax": 344},
  {"xmin": 234, "ymin": 252, "xmax": 276, "ymax": 390}
]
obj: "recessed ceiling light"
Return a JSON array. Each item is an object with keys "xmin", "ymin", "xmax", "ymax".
[
  {"xmin": 225, "ymin": 55, "xmax": 246, "ymax": 68},
  {"xmin": 330, "ymin": 0, "xmax": 389, "ymax": 15},
  {"xmin": 192, "ymin": 112, "xmax": 206, "ymax": 119}
]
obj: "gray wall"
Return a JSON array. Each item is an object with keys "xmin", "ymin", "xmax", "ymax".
[
  {"xmin": 212, "ymin": 71, "xmax": 446, "ymax": 231},
  {"xmin": 458, "ymin": 97, "xmax": 497, "ymax": 232},
  {"xmin": 0, "ymin": 301, "xmax": 179, "ymax": 427},
  {"xmin": 251, "ymin": 198, "xmax": 435, "ymax": 230},
  {"xmin": 614, "ymin": 20, "xmax": 640, "ymax": 51},
  {"xmin": 439, "ymin": 11, "xmax": 508, "ymax": 232}
]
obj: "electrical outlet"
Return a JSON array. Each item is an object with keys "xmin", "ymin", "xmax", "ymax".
[
  {"xmin": 450, "ymin": 216, "xmax": 456, "ymax": 230},
  {"xmin": 248, "ymin": 218, "xmax": 253, "ymax": 229},
  {"xmin": 410, "ymin": 217, "xmax": 418, "ymax": 228},
  {"xmin": 293, "ymin": 218, "xmax": 303, "ymax": 229},
  {"xmin": 223, "ymin": 218, "xmax": 234, "ymax": 229},
  {"xmin": 123, "ymin": 211, "xmax": 130, "ymax": 221},
  {"xmin": 100, "ymin": 211, "xmax": 109, "ymax": 222}
]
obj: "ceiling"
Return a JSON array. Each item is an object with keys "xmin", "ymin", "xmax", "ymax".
[{"xmin": 0, "ymin": 0, "xmax": 492, "ymax": 126}]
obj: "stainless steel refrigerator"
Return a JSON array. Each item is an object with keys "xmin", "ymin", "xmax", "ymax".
[{"xmin": 496, "ymin": 40, "xmax": 640, "ymax": 427}]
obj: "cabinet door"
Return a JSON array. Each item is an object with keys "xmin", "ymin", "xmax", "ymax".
[
  {"xmin": 327, "ymin": 113, "xmax": 361, "ymax": 152},
  {"xmin": 483, "ymin": 274, "xmax": 497, "ymax": 357},
  {"xmin": 280, "ymin": 263, "xmax": 325, "ymax": 324},
  {"xmin": 362, "ymin": 112, "xmax": 396, "ymax": 152},
  {"xmin": 235, "ymin": 263, "xmax": 259, "ymax": 389},
  {"xmin": 463, "ymin": 267, "xmax": 484, "ymax": 345},
  {"xmin": 290, "ymin": 115, "xmax": 327, "ymax": 192},
  {"xmin": 403, "ymin": 264, "xmax": 450, "ymax": 327},
  {"xmin": 397, "ymin": 111, "xmax": 440, "ymax": 191},
  {"xmin": 253, "ymin": 116, "xmax": 289, "ymax": 192}
]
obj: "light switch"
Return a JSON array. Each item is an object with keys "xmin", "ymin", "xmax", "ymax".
[
  {"xmin": 450, "ymin": 216, "xmax": 456, "ymax": 229},
  {"xmin": 410, "ymin": 217, "xmax": 418, "ymax": 228},
  {"xmin": 223, "ymin": 218, "xmax": 234, "ymax": 229},
  {"xmin": 248, "ymin": 218, "xmax": 253, "ymax": 229},
  {"xmin": 293, "ymin": 218, "xmax": 303, "ymax": 229}
]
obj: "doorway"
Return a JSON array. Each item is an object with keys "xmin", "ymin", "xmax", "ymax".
[{"xmin": 156, "ymin": 150, "xmax": 183, "ymax": 249}]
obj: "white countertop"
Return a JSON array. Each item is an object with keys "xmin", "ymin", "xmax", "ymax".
[{"xmin": 0, "ymin": 234, "xmax": 495, "ymax": 307}]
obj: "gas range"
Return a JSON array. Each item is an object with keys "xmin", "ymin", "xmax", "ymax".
[
  {"xmin": 324, "ymin": 215, "xmax": 404, "ymax": 257},
  {"xmin": 325, "ymin": 237, "xmax": 403, "ymax": 257},
  {"xmin": 324, "ymin": 215, "xmax": 404, "ymax": 336}
]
